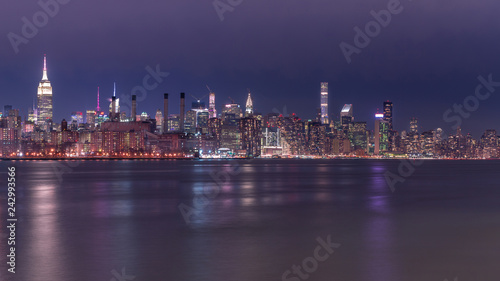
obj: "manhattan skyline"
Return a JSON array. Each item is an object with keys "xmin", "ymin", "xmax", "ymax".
[
  {"xmin": 1, "ymin": 0, "xmax": 500, "ymax": 137},
  {"xmin": 2, "ymin": 55, "xmax": 500, "ymax": 139}
]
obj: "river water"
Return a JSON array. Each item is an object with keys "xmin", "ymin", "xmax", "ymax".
[{"xmin": 0, "ymin": 159, "xmax": 499, "ymax": 281}]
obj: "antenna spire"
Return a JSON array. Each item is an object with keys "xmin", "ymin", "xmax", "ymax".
[
  {"xmin": 113, "ymin": 82, "xmax": 116, "ymax": 97},
  {"xmin": 42, "ymin": 54, "xmax": 48, "ymax": 80},
  {"xmin": 97, "ymin": 87, "xmax": 101, "ymax": 111}
]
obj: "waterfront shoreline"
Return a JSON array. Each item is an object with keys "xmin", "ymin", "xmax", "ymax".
[{"xmin": 1, "ymin": 157, "xmax": 498, "ymax": 161}]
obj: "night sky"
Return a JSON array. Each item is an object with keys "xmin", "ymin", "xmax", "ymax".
[{"xmin": 1, "ymin": 0, "xmax": 500, "ymax": 137}]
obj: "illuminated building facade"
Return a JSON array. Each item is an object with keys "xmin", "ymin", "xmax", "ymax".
[
  {"xmin": 307, "ymin": 122, "xmax": 326, "ymax": 155},
  {"xmin": 155, "ymin": 109, "xmax": 163, "ymax": 134},
  {"xmin": 86, "ymin": 110, "xmax": 96, "ymax": 130},
  {"xmin": 383, "ymin": 101, "xmax": 393, "ymax": 130},
  {"xmin": 209, "ymin": 91, "xmax": 216, "ymax": 118},
  {"xmin": 239, "ymin": 116, "xmax": 261, "ymax": 157},
  {"xmin": 36, "ymin": 55, "xmax": 53, "ymax": 132},
  {"xmin": 184, "ymin": 110, "xmax": 197, "ymax": 134},
  {"xmin": 222, "ymin": 103, "xmax": 242, "ymax": 119},
  {"xmin": 374, "ymin": 113, "xmax": 388, "ymax": 155},
  {"xmin": 168, "ymin": 114, "xmax": 180, "ymax": 132},
  {"xmin": 349, "ymin": 122, "xmax": 368, "ymax": 152},
  {"xmin": 340, "ymin": 104, "xmax": 353, "ymax": 133},
  {"xmin": 278, "ymin": 114, "xmax": 306, "ymax": 156},
  {"xmin": 320, "ymin": 82, "xmax": 329, "ymax": 124},
  {"xmin": 410, "ymin": 117, "xmax": 418, "ymax": 134},
  {"xmin": 208, "ymin": 117, "xmax": 222, "ymax": 147},
  {"xmin": 245, "ymin": 91, "xmax": 253, "ymax": 117}
]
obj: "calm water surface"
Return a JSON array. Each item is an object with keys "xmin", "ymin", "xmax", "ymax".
[{"xmin": 0, "ymin": 159, "xmax": 499, "ymax": 281}]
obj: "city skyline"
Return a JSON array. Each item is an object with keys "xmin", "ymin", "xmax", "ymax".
[
  {"xmin": 1, "ymin": 55, "xmax": 499, "ymax": 138},
  {"xmin": 2, "ymin": 1, "xmax": 500, "ymax": 138},
  {"xmin": 2, "ymin": 2, "xmax": 499, "ymax": 281},
  {"xmin": 5, "ymin": 54, "xmax": 500, "ymax": 138},
  {"xmin": 0, "ymin": 54, "xmax": 498, "ymax": 160}
]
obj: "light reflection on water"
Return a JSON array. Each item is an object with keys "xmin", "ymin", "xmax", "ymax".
[{"xmin": 0, "ymin": 159, "xmax": 499, "ymax": 281}]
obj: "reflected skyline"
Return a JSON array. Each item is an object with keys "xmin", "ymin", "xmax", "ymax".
[{"xmin": 1, "ymin": 159, "xmax": 499, "ymax": 280}]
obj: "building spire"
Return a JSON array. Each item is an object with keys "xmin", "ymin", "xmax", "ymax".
[
  {"xmin": 113, "ymin": 82, "xmax": 116, "ymax": 97},
  {"xmin": 42, "ymin": 54, "xmax": 48, "ymax": 81},
  {"xmin": 97, "ymin": 86, "xmax": 101, "ymax": 112},
  {"xmin": 245, "ymin": 89, "xmax": 253, "ymax": 117}
]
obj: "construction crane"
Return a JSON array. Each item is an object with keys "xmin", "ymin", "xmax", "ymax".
[
  {"xmin": 227, "ymin": 96, "xmax": 236, "ymax": 104},
  {"xmin": 206, "ymin": 85, "xmax": 214, "ymax": 93},
  {"xmin": 190, "ymin": 93, "xmax": 208, "ymax": 101}
]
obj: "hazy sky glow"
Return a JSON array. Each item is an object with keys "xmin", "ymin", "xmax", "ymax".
[{"xmin": 1, "ymin": 0, "xmax": 500, "ymax": 136}]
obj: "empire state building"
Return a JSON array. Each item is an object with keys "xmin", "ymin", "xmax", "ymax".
[{"xmin": 36, "ymin": 55, "xmax": 53, "ymax": 132}]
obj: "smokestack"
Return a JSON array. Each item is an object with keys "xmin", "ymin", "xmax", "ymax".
[
  {"xmin": 111, "ymin": 96, "xmax": 116, "ymax": 121},
  {"xmin": 180, "ymin": 92, "xmax": 185, "ymax": 132},
  {"xmin": 163, "ymin": 93, "xmax": 168, "ymax": 133},
  {"xmin": 131, "ymin": 95, "xmax": 137, "ymax": 122}
]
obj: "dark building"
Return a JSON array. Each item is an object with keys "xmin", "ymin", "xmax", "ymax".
[
  {"xmin": 61, "ymin": 119, "xmax": 68, "ymax": 131},
  {"xmin": 383, "ymin": 101, "xmax": 393, "ymax": 130},
  {"xmin": 239, "ymin": 117, "xmax": 261, "ymax": 157}
]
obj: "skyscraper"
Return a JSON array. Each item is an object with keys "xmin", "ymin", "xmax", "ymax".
[
  {"xmin": 36, "ymin": 55, "xmax": 53, "ymax": 132},
  {"xmin": 320, "ymin": 82, "xmax": 329, "ymax": 125},
  {"xmin": 374, "ymin": 113, "xmax": 388, "ymax": 155},
  {"xmin": 109, "ymin": 83, "xmax": 120, "ymax": 122},
  {"xmin": 245, "ymin": 91, "xmax": 253, "ymax": 117},
  {"xmin": 410, "ymin": 117, "xmax": 418, "ymax": 134},
  {"xmin": 340, "ymin": 104, "xmax": 353, "ymax": 131},
  {"xmin": 209, "ymin": 90, "xmax": 216, "ymax": 118},
  {"xmin": 86, "ymin": 110, "xmax": 96, "ymax": 130},
  {"xmin": 383, "ymin": 101, "xmax": 393, "ymax": 130},
  {"xmin": 239, "ymin": 116, "xmax": 261, "ymax": 157}
]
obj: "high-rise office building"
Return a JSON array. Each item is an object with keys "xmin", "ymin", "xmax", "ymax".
[
  {"xmin": 36, "ymin": 55, "xmax": 53, "ymax": 132},
  {"xmin": 184, "ymin": 110, "xmax": 197, "ymax": 133},
  {"xmin": 168, "ymin": 114, "xmax": 180, "ymax": 132},
  {"xmin": 222, "ymin": 103, "xmax": 242, "ymax": 121},
  {"xmin": 239, "ymin": 116, "xmax": 261, "ymax": 157},
  {"xmin": 374, "ymin": 113, "xmax": 389, "ymax": 155},
  {"xmin": 307, "ymin": 121, "xmax": 326, "ymax": 155},
  {"xmin": 410, "ymin": 117, "xmax": 418, "ymax": 134},
  {"xmin": 109, "ymin": 84, "xmax": 120, "ymax": 122},
  {"xmin": 383, "ymin": 101, "xmax": 393, "ymax": 130},
  {"xmin": 349, "ymin": 122, "xmax": 368, "ymax": 152},
  {"xmin": 197, "ymin": 111, "xmax": 209, "ymax": 134},
  {"xmin": 340, "ymin": 104, "xmax": 353, "ymax": 131},
  {"xmin": 86, "ymin": 110, "xmax": 96, "ymax": 130},
  {"xmin": 320, "ymin": 82, "xmax": 329, "ymax": 125},
  {"xmin": 28, "ymin": 105, "xmax": 36, "ymax": 123},
  {"xmin": 155, "ymin": 109, "xmax": 163, "ymax": 134}
]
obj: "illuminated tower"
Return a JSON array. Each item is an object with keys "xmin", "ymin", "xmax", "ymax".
[
  {"xmin": 108, "ymin": 83, "xmax": 120, "ymax": 121},
  {"xmin": 374, "ymin": 113, "xmax": 383, "ymax": 155},
  {"xmin": 245, "ymin": 90, "xmax": 253, "ymax": 117},
  {"xmin": 209, "ymin": 91, "xmax": 216, "ymax": 118},
  {"xmin": 320, "ymin": 82, "xmax": 329, "ymax": 125},
  {"xmin": 36, "ymin": 54, "xmax": 53, "ymax": 132},
  {"xmin": 206, "ymin": 85, "xmax": 217, "ymax": 119}
]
